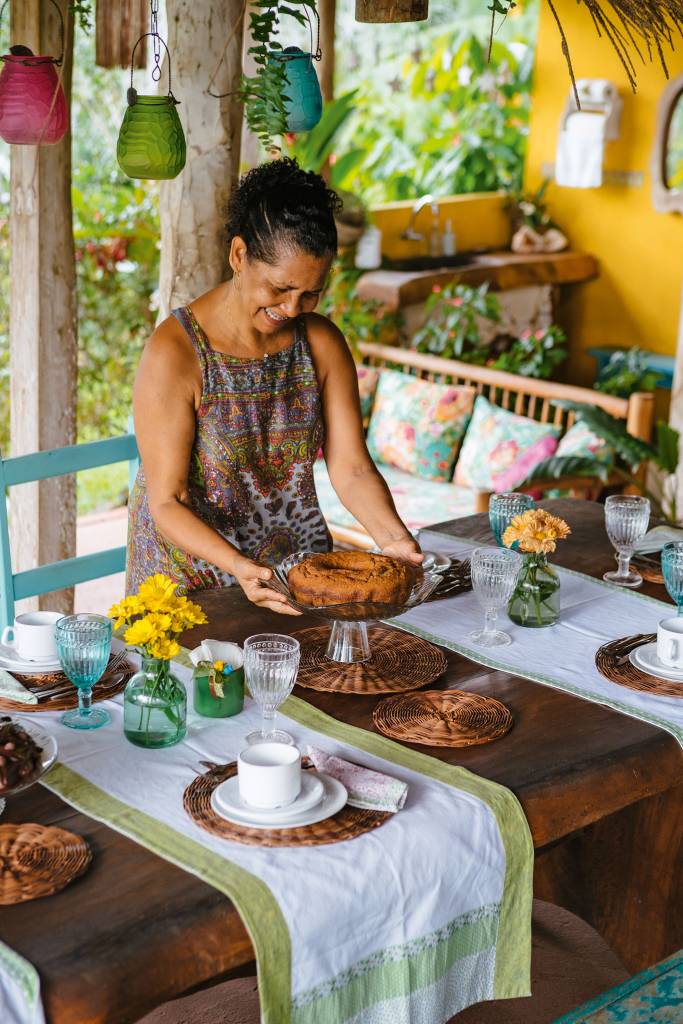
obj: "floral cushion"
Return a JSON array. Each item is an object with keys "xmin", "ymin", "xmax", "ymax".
[
  {"xmin": 454, "ymin": 395, "xmax": 561, "ymax": 492},
  {"xmin": 555, "ymin": 421, "xmax": 614, "ymax": 467},
  {"xmin": 366, "ymin": 370, "xmax": 475, "ymax": 482},
  {"xmin": 313, "ymin": 459, "xmax": 476, "ymax": 534},
  {"xmin": 356, "ymin": 366, "xmax": 381, "ymax": 421}
]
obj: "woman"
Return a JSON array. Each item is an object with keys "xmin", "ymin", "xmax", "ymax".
[{"xmin": 127, "ymin": 159, "xmax": 421, "ymax": 615}]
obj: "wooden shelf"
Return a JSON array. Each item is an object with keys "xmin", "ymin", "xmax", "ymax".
[{"xmin": 355, "ymin": 249, "xmax": 599, "ymax": 309}]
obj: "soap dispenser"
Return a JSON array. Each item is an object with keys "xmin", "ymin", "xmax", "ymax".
[{"xmin": 442, "ymin": 219, "xmax": 456, "ymax": 257}]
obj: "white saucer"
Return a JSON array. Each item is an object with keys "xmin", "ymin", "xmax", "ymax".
[
  {"xmin": 630, "ymin": 643, "xmax": 683, "ymax": 684},
  {"xmin": 0, "ymin": 643, "xmax": 61, "ymax": 674},
  {"xmin": 210, "ymin": 772, "xmax": 347, "ymax": 830},
  {"xmin": 421, "ymin": 550, "xmax": 451, "ymax": 573},
  {"xmin": 213, "ymin": 771, "xmax": 325, "ymax": 823}
]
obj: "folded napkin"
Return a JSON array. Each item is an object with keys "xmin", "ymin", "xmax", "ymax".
[
  {"xmin": 0, "ymin": 669, "xmax": 37, "ymax": 705},
  {"xmin": 635, "ymin": 526, "xmax": 683, "ymax": 555},
  {"xmin": 307, "ymin": 746, "xmax": 408, "ymax": 812}
]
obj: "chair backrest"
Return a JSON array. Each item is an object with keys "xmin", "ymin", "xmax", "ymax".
[
  {"xmin": 357, "ymin": 341, "xmax": 654, "ymax": 443},
  {"xmin": 0, "ymin": 433, "xmax": 139, "ymax": 631}
]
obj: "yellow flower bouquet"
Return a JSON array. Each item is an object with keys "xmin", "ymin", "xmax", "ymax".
[
  {"xmin": 503, "ymin": 509, "xmax": 571, "ymax": 627},
  {"xmin": 109, "ymin": 575, "xmax": 207, "ymax": 749}
]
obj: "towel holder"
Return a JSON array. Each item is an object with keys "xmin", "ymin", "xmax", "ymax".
[{"xmin": 561, "ymin": 78, "xmax": 622, "ymax": 141}]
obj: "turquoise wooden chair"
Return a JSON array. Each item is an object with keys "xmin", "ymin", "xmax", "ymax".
[{"xmin": 0, "ymin": 434, "xmax": 139, "ymax": 631}]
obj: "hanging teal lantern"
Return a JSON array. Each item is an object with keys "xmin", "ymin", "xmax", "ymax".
[
  {"xmin": 274, "ymin": 46, "xmax": 323, "ymax": 133},
  {"xmin": 117, "ymin": 33, "xmax": 186, "ymax": 181}
]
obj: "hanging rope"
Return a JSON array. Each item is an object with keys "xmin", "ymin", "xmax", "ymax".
[
  {"xmin": 149, "ymin": 0, "xmax": 162, "ymax": 82},
  {"xmin": 206, "ymin": 0, "xmax": 248, "ymax": 99}
]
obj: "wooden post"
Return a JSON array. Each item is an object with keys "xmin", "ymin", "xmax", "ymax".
[
  {"xmin": 317, "ymin": 0, "xmax": 336, "ymax": 102},
  {"xmin": 355, "ymin": 0, "xmax": 428, "ymax": 22},
  {"xmin": 157, "ymin": 0, "xmax": 246, "ymax": 318},
  {"xmin": 9, "ymin": 0, "xmax": 77, "ymax": 615},
  {"xmin": 95, "ymin": 0, "xmax": 147, "ymax": 69}
]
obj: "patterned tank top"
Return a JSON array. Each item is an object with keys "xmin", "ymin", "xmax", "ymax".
[{"xmin": 126, "ymin": 306, "xmax": 331, "ymax": 595}]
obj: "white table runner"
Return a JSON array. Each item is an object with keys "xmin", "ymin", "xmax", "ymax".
[
  {"xmin": 13, "ymin": 646, "xmax": 532, "ymax": 1024},
  {"xmin": 397, "ymin": 531, "xmax": 683, "ymax": 746},
  {"xmin": 0, "ymin": 942, "xmax": 44, "ymax": 1024}
]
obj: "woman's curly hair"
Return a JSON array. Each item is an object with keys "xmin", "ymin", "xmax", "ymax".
[{"xmin": 226, "ymin": 158, "xmax": 342, "ymax": 264}]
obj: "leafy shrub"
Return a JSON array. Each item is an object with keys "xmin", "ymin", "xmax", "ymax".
[{"xmin": 595, "ymin": 348, "xmax": 662, "ymax": 397}]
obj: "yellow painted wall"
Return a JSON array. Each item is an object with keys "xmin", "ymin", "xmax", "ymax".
[{"xmin": 524, "ymin": 0, "xmax": 683, "ymax": 390}]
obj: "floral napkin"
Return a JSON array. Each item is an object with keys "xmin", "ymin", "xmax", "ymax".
[{"xmin": 307, "ymin": 746, "xmax": 408, "ymax": 813}]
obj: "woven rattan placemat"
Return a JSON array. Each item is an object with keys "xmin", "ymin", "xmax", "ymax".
[
  {"xmin": 373, "ymin": 689, "xmax": 513, "ymax": 747},
  {"xmin": 632, "ymin": 555, "xmax": 664, "ymax": 585},
  {"xmin": 293, "ymin": 625, "xmax": 447, "ymax": 695},
  {"xmin": 0, "ymin": 823, "xmax": 91, "ymax": 905},
  {"xmin": 0, "ymin": 654, "xmax": 135, "ymax": 713},
  {"xmin": 183, "ymin": 762, "xmax": 391, "ymax": 848},
  {"xmin": 595, "ymin": 634, "xmax": 683, "ymax": 699}
]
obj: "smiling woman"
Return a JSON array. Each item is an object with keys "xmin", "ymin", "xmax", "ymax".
[{"xmin": 126, "ymin": 159, "xmax": 422, "ymax": 614}]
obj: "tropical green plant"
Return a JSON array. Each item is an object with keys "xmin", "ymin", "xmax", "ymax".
[
  {"xmin": 595, "ymin": 348, "xmax": 662, "ymax": 397},
  {"xmin": 492, "ymin": 326, "xmax": 568, "ymax": 380},
  {"xmin": 284, "ymin": 91, "xmax": 362, "ymax": 182},
  {"xmin": 240, "ymin": 1, "xmax": 319, "ymax": 150},
  {"xmin": 505, "ymin": 179, "xmax": 558, "ymax": 233},
  {"xmin": 413, "ymin": 282, "xmax": 501, "ymax": 361},
  {"xmin": 520, "ymin": 403, "xmax": 681, "ymax": 523},
  {"xmin": 317, "ymin": 254, "xmax": 403, "ymax": 358}
]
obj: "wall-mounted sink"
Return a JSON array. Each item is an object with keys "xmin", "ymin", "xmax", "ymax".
[{"xmin": 384, "ymin": 252, "xmax": 481, "ymax": 272}]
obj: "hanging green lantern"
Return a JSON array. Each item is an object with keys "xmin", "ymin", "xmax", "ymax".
[
  {"xmin": 117, "ymin": 32, "xmax": 186, "ymax": 181},
  {"xmin": 272, "ymin": 47, "xmax": 323, "ymax": 133}
]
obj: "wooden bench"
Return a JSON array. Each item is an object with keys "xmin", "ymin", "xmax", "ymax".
[{"xmin": 326, "ymin": 342, "xmax": 654, "ymax": 550}]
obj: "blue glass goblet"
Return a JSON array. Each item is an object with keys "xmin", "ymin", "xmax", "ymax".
[
  {"xmin": 662, "ymin": 542, "xmax": 683, "ymax": 614},
  {"xmin": 489, "ymin": 492, "xmax": 535, "ymax": 548},
  {"xmin": 56, "ymin": 614, "xmax": 112, "ymax": 730}
]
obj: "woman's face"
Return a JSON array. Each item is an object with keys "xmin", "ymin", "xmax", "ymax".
[{"xmin": 231, "ymin": 237, "xmax": 333, "ymax": 334}]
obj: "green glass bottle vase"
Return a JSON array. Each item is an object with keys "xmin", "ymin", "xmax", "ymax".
[
  {"xmin": 123, "ymin": 657, "xmax": 187, "ymax": 748},
  {"xmin": 507, "ymin": 553, "xmax": 560, "ymax": 628}
]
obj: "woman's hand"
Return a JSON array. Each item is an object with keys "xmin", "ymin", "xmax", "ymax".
[
  {"xmin": 381, "ymin": 536, "xmax": 424, "ymax": 566},
  {"xmin": 232, "ymin": 557, "xmax": 302, "ymax": 616}
]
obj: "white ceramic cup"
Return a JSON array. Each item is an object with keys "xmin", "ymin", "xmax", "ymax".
[
  {"xmin": 237, "ymin": 743, "xmax": 301, "ymax": 810},
  {"xmin": 656, "ymin": 616, "xmax": 683, "ymax": 669},
  {"xmin": 0, "ymin": 611, "xmax": 62, "ymax": 662}
]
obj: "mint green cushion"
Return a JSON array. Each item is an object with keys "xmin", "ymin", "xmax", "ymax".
[
  {"xmin": 454, "ymin": 395, "xmax": 561, "ymax": 492},
  {"xmin": 366, "ymin": 370, "xmax": 475, "ymax": 482},
  {"xmin": 556, "ymin": 421, "xmax": 614, "ymax": 467}
]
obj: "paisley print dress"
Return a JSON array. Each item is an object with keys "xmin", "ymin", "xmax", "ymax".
[{"xmin": 126, "ymin": 306, "xmax": 331, "ymax": 594}]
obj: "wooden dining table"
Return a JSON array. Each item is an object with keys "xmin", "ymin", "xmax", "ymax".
[{"xmin": 2, "ymin": 500, "xmax": 682, "ymax": 1024}]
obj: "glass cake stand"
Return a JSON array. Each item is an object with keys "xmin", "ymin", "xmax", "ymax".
[{"xmin": 269, "ymin": 553, "xmax": 441, "ymax": 664}]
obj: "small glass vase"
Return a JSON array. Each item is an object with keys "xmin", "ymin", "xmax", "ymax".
[
  {"xmin": 193, "ymin": 667, "xmax": 244, "ymax": 718},
  {"xmin": 507, "ymin": 553, "xmax": 560, "ymax": 628},
  {"xmin": 123, "ymin": 657, "xmax": 187, "ymax": 748}
]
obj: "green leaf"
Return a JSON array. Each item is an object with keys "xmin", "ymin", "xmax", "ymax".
[
  {"xmin": 555, "ymin": 402, "xmax": 656, "ymax": 471},
  {"xmin": 518, "ymin": 455, "xmax": 610, "ymax": 488},
  {"xmin": 656, "ymin": 420, "xmax": 680, "ymax": 475}
]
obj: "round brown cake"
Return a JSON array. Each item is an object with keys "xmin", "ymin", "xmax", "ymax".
[{"xmin": 288, "ymin": 551, "xmax": 420, "ymax": 607}]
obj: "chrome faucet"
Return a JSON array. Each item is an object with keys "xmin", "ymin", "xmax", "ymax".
[{"xmin": 401, "ymin": 194, "xmax": 439, "ymax": 241}]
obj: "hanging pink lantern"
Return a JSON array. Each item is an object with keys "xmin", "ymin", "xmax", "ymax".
[{"xmin": 0, "ymin": 0, "xmax": 68, "ymax": 146}]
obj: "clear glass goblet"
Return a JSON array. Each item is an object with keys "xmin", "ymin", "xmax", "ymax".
[
  {"xmin": 244, "ymin": 634, "xmax": 300, "ymax": 746},
  {"xmin": 662, "ymin": 542, "xmax": 683, "ymax": 614},
  {"xmin": 55, "ymin": 614, "xmax": 112, "ymax": 730},
  {"xmin": 488, "ymin": 492, "xmax": 535, "ymax": 547},
  {"xmin": 469, "ymin": 546, "xmax": 520, "ymax": 647},
  {"xmin": 603, "ymin": 495, "xmax": 650, "ymax": 588}
]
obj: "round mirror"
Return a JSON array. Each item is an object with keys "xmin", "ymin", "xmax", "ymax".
[
  {"xmin": 652, "ymin": 73, "xmax": 683, "ymax": 212},
  {"xmin": 665, "ymin": 90, "xmax": 683, "ymax": 192}
]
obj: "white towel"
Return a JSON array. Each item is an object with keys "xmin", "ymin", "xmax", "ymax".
[{"xmin": 556, "ymin": 111, "xmax": 606, "ymax": 188}]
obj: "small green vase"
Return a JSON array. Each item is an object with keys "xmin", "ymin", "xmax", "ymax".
[
  {"xmin": 193, "ymin": 667, "xmax": 244, "ymax": 719},
  {"xmin": 123, "ymin": 657, "xmax": 187, "ymax": 748},
  {"xmin": 117, "ymin": 95, "xmax": 186, "ymax": 180},
  {"xmin": 508, "ymin": 553, "xmax": 560, "ymax": 628}
]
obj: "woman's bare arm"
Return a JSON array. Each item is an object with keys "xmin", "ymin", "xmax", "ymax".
[
  {"xmin": 306, "ymin": 314, "xmax": 421, "ymax": 562},
  {"xmin": 133, "ymin": 320, "xmax": 299, "ymax": 613}
]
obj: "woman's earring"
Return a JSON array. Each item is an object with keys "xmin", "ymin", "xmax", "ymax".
[{"xmin": 232, "ymin": 269, "xmax": 241, "ymax": 290}]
